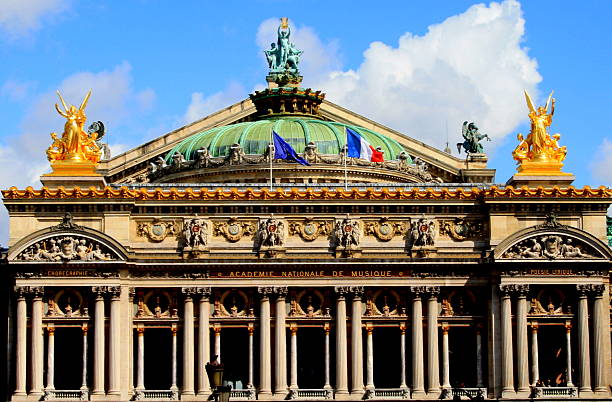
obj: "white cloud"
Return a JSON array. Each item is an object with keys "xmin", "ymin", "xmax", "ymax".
[
  {"xmin": 0, "ymin": 62, "xmax": 155, "ymax": 244},
  {"xmin": 304, "ymin": 0, "xmax": 541, "ymax": 151},
  {"xmin": 0, "ymin": 0, "xmax": 69, "ymax": 37},
  {"xmin": 1, "ymin": 80, "xmax": 35, "ymax": 101},
  {"xmin": 590, "ymin": 138, "xmax": 612, "ymax": 185},
  {"xmin": 183, "ymin": 82, "xmax": 246, "ymax": 124},
  {"xmin": 256, "ymin": 18, "xmax": 342, "ymax": 86}
]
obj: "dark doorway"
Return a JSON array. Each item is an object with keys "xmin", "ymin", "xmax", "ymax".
[
  {"xmin": 54, "ymin": 327, "xmax": 83, "ymax": 390},
  {"xmin": 373, "ymin": 327, "xmax": 401, "ymax": 388},
  {"xmin": 449, "ymin": 327, "xmax": 477, "ymax": 387},
  {"xmin": 297, "ymin": 327, "xmax": 325, "ymax": 389},
  {"xmin": 538, "ymin": 325, "xmax": 566, "ymax": 386},
  {"xmin": 220, "ymin": 328, "xmax": 249, "ymax": 389},
  {"xmin": 143, "ymin": 328, "xmax": 172, "ymax": 390}
]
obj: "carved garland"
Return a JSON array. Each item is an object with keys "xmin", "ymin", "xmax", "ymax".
[
  {"xmin": 439, "ymin": 218, "xmax": 485, "ymax": 241},
  {"xmin": 137, "ymin": 219, "xmax": 178, "ymax": 242},
  {"xmin": 365, "ymin": 218, "xmax": 407, "ymax": 241}
]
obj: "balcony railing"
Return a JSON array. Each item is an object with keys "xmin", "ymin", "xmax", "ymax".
[
  {"xmin": 534, "ymin": 386, "xmax": 578, "ymax": 398},
  {"xmin": 42, "ymin": 390, "xmax": 87, "ymax": 400},
  {"xmin": 133, "ymin": 390, "xmax": 179, "ymax": 400},
  {"xmin": 449, "ymin": 387, "xmax": 487, "ymax": 400},
  {"xmin": 293, "ymin": 389, "xmax": 333, "ymax": 399},
  {"xmin": 368, "ymin": 388, "xmax": 410, "ymax": 399},
  {"xmin": 230, "ymin": 389, "xmax": 257, "ymax": 400}
]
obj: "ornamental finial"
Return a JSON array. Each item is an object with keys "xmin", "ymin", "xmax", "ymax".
[
  {"xmin": 511, "ymin": 90, "xmax": 570, "ymax": 176},
  {"xmin": 45, "ymin": 90, "xmax": 103, "ymax": 176},
  {"xmin": 264, "ymin": 17, "xmax": 303, "ymax": 88}
]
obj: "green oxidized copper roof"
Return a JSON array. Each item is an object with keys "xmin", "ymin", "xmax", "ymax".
[{"xmin": 166, "ymin": 117, "xmax": 405, "ymax": 162}]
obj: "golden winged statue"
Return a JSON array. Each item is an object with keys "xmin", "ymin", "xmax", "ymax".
[
  {"xmin": 512, "ymin": 90, "xmax": 567, "ymax": 174},
  {"xmin": 46, "ymin": 91, "xmax": 102, "ymax": 173}
]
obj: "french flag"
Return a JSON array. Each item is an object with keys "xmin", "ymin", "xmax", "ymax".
[{"xmin": 346, "ymin": 127, "xmax": 384, "ymax": 162}]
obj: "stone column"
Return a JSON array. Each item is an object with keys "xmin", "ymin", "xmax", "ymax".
[
  {"xmin": 136, "ymin": 326, "xmax": 145, "ymax": 391},
  {"xmin": 46, "ymin": 325, "xmax": 55, "ymax": 391},
  {"xmin": 441, "ymin": 323, "xmax": 451, "ymax": 390},
  {"xmin": 92, "ymin": 286, "xmax": 106, "ymax": 395},
  {"xmin": 565, "ymin": 322, "xmax": 573, "ymax": 387},
  {"xmin": 531, "ymin": 322, "xmax": 539, "ymax": 386},
  {"xmin": 410, "ymin": 286, "xmax": 425, "ymax": 398},
  {"xmin": 591, "ymin": 284, "xmax": 607, "ymax": 394},
  {"xmin": 365, "ymin": 324, "xmax": 374, "ymax": 391},
  {"xmin": 197, "ymin": 287, "xmax": 212, "ymax": 395},
  {"xmin": 334, "ymin": 287, "xmax": 349, "ymax": 394},
  {"xmin": 258, "ymin": 287, "xmax": 273, "ymax": 396},
  {"xmin": 30, "ymin": 286, "xmax": 44, "ymax": 397},
  {"xmin": 516, "ymin": 285, "xmax": 530, "ymax": 395},
  {"xmin": 351, "ymin": 287, "xmax": 364, "ymax": 395},
  {"xmin": 182, "ymin": 288, "xmax": 196, "ymax": 396},
  {"xmin": 289, "ymin": 323, "xmax": 298, "ymax": 390},
  {"xmin": 499, "ymin": 285, "xmax": 515, "ymax": 397},
  {"xmin": 475, "ymin": 324, "xmax": 484, "ymax": 388},
  {"xmin": 171, "ymin": 325, "xmax": 178, "ymax": 392},
  {"xmin": 108, "ymin": 286, "xmax": 121, "ymax": 396},
  {"xmin": 14, "ymin": 287, "xmax": 27, "ymax": 397},
  {"xmin": 274, "ymin": 286, "xmax": 288, "ymax": 395},
  {"xmin": 576, "ymin": 284, "xmax": 592, "ymax": 395},
  {"xmin": 426, "ymin": 286, "xmax": 440, "ymax": 396},
  {"xmin": 214, "ymin": 326, "xmax": 222, "ymax": 363},
  {"xmin": 248, "ymin": 324, "xmax": 255, "ymax": 389},
  {"xmin": 399, "ymin": 323, "xmax": 407, "ymax": 390},
  {"xmin": 324, "ymin": 323, "xmax": 332, "ymax": 390},
  {"xmin": 81, "ymin": 324, "xmax": 89, "ymax": 393}
]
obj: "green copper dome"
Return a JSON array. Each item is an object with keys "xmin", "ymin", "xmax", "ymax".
[{"xmin": 166, "ymin": 117, "xmax": 405, "ymax": 162}]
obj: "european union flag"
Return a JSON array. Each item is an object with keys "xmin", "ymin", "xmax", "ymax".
[{"xmin": 272, "ymin": 131, "xmax": 310, "ymax": 166}]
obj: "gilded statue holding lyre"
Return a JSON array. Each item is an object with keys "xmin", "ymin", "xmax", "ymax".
[
  {"xmin": 512, "ymin": 90, "xmax": 568, "ymax": 175},
  {"xmin": 46, "ymin": 91, "xmax": 102, "ymax": 174}
]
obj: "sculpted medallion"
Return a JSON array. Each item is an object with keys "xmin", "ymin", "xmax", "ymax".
[
  {"xmin": 137, "ymin": 219, "xmax": 178, "ymax": 242},
  {"xmin": 213, "ymin": 218, "xmax": 255, "ymax": 242},
  {"xmin": 365, "ymin": 217, "xmax": 406, "ymax": 241},
  {"xmin": 439, "ymin": 218, "xmax": 485, "ymax": 241},
  {"xmin": 288, "ymin": 218, "xmax": 331, "ymax": 241}
]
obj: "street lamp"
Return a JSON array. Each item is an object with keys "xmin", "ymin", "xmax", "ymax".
[{"xmin": 206, "ymin": 356, "xmax": 232, "ymax": 402}]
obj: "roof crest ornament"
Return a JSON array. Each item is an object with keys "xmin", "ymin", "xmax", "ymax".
[{"xmin": 264, "ymin": 17, "xmax": 303, "ymax": 88}]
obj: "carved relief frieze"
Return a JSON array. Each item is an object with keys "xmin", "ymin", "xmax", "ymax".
[
  {"xmin": 137, "ymin": 219, "xmax": 178, "ymax": 242},
  {"xmin": 288, "ymin": 218, "xmax": 331, "ymax": 241},
  {"xmin": 256, "ymin": 217, "xmax": 286, "ymax": 248},
  {"xmin": 365, "ymin": 218, "xmax": 407, "ymax": 242},
  {"xmin": 501, "ymin": 235, "xmax": 598, "ymax": 260},
  {"xmin": 16, "ymin": 235, "xmax": 118, "ymax": 261},
  {"xmin": 182, "ymin": 218, "xmax": 210, "ymax": 250},
  {"xmin": 213, "ymin": 218, "xmax": 255, "ymax": 242},
  {"xmin": 364, "ymin": 289, "xmax": 406, "ymax": 317},
  {"xmin": 288, "ymin": 289, "xmax": 330, "ymax": 318},
  {"xmin": 333, "ymin": 217, "xmax": 361, "ymax": 257},
  {"xmin": 439, "ymin": 218, "xmax": 485, "ymax": 241}
]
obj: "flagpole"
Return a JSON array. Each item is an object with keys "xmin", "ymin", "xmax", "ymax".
[
  {"xmin": 269, "ymin": 130, "xmax": 273, "ymax": 191},
  {"xmin": 344, "ymin": 128, "xmax": 348, "ymax": 191}
]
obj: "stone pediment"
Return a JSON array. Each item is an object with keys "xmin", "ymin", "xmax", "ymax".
[
  {"xmin": 8, "ymin": 219, "xmax": 128, "ymax": 263},
  {"xmin": 97, "ymin": 97, "xmax": 494, "ymax": 185},
  {"xmin": 494, "ymin": 224, "xmax": 612, "ymax": 261}
]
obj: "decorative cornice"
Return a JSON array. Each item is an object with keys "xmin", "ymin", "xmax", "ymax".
[{"xmin": 3, "ymin": 185, "xmax": 610, "ymax": 201}]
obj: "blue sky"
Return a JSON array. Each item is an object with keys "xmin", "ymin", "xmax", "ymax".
[{"xmin": 0, "ymin": 0, "xmax": 611, "ymax": 192}]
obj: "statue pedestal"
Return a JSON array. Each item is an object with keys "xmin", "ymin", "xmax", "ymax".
[
  {"xmin": 506, "ymin": 173, "xmax": 575, "ymax": 188},
  {"xmin": 41, "ymin": 160, "xmax": 106, "ymax": 188},
  {"xmin": 507, "ymin": 160, "xmax": 574, "ymax": 187}
]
